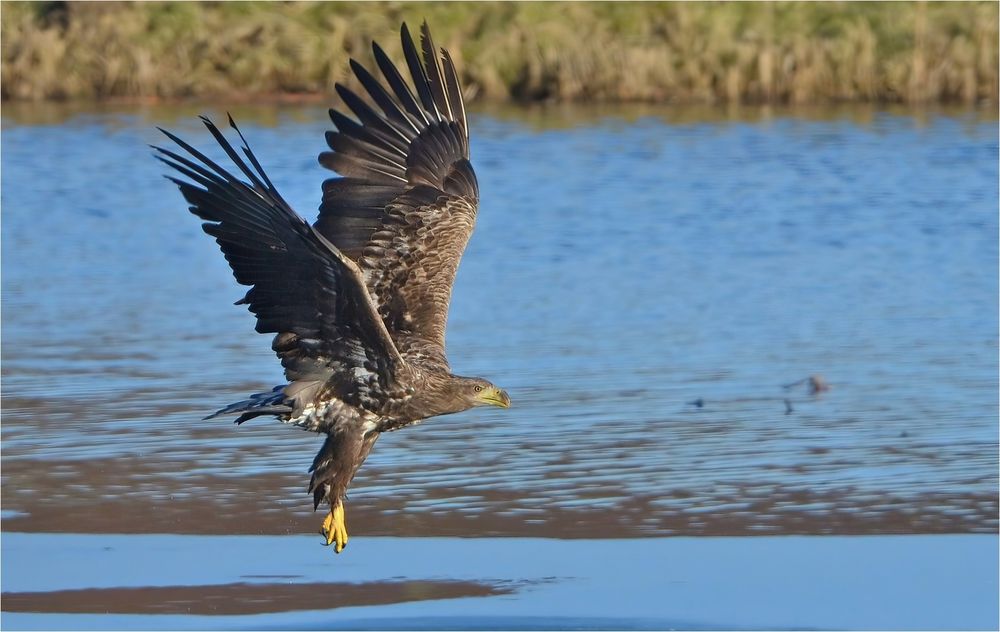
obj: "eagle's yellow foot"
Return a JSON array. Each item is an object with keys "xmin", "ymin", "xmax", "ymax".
[{"xmin": 320, "ymin": 504, "xmax": 348, "ymax": 553}]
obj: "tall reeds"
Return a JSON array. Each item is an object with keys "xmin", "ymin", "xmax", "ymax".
[{"xmin": 2, "ymin": 1, "xmax": 996, "ymax": 104}]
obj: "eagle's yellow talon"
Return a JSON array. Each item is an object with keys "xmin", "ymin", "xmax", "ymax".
[
  {"xmin": 320, "ymin": 504, "xmax": 348, "ymax": 553},
  {"xmin": 320, "ymin": 512, "xmax": 334, "ymax": 544}
]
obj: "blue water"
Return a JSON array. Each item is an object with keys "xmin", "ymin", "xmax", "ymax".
[
  {"xmin": 3, "ymin": 533, "xmax": 998, "ymax": 629},
  {"xmin": 1, "ymin": 104, "xmax": 997, "ymax": 537}
]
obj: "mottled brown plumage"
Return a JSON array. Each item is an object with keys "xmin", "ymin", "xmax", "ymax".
[{"xmin": 155, "ymin": 23, "xmax": 509, "ymax": 553}]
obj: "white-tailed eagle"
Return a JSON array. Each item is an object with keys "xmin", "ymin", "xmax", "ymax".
[{"xmin": 155, "ymin": 23, "xmax": 509, "ymax": 554}]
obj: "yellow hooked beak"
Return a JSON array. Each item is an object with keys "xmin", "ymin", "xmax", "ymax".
[{"xmin": 480, "ymin": 387, "xmax": 511, "ymax": 408}]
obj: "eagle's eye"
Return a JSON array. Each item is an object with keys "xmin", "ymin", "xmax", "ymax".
[{"xmin": 474, "ymin": 385, "xmax": 483, "ymax": 393}]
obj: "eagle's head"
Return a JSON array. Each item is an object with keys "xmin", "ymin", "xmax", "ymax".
[{"xmin": 457, "ymin": 377, "xmax": 511, "ymax": 409}]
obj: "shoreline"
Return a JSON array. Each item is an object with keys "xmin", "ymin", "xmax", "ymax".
[{"xmin": 2, "ymin": 98, "xmax": 997, "ymax": 132}]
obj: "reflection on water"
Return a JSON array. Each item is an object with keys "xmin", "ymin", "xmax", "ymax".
[
  {"xmin": 0, "ymin": 580, "xmax": 511, "ymax": 616},
  {"xmin": 2, "ymin": 102, "xmax": 997, "ymax": 536}
]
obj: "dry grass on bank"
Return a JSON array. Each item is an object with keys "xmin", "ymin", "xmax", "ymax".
[{"xmin": 2, "ymin": 1, "xmax": 997, "ymax": 105}]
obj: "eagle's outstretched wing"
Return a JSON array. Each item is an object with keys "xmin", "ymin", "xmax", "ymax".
[
  {"xmin": 155, "ymin": 117, "xmax": 405, "ymax": 415},
  {"xmin": 317, "ymin": 22, "xmax": 479, "ymax": 361}
]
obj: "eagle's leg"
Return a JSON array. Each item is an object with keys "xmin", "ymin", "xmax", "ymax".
[
  {"xmin": 308, "ymin": 425, "xmax": 379, "ymax": 554},
  {"xmin": 321, "ymin": 500, "xmax": 349, "ymax": 553}
]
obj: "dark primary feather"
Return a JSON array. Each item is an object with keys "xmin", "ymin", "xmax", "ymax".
[
  {"xmin": 317, "ymin": 22, "xmax": 480, "ymax": 355},
  {"xmin": 154, "ymin": 116, "xmax": 404, "ymax": 413},
  {"xmin": 419, "ymin": 24, "xmax": 453, "ymax": 122},
  {"xmin": 401, "ymin": 23, "xmax": 440, "ymax": 124}
]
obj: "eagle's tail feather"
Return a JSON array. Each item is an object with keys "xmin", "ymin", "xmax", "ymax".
[{"xmin": 205, "ymin": 385, "xmax": 293, "ymax": 424}]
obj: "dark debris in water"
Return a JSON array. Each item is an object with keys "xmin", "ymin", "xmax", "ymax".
[{"xmin": 688, "ymin": 374, "xmax": 831, "ymax": 415}]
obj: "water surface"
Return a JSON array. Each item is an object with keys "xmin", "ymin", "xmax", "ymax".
[
  {"xmin": 3, "ymin": 533, "xmax": 998, "ymax": 630},
  {"xmin": 2, "ymin": 102, "xmax": 997, "ymax": 541}
]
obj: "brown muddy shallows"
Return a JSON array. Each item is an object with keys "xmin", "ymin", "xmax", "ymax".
[
  {"xmin": 0, "ymin": 580, "xmax": 512, "ymax": 615},
  {"xmin": 3, "ymin": 455, "xmax": 997, "ymax": 537}
]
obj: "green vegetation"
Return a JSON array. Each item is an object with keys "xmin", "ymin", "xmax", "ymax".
[{"xmin": 2, "ymin": 1, "xmax": 996, "ymax": 104}]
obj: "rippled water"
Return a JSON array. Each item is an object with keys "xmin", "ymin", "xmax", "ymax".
[{"xmin": 2, "ymin": 102, "xmax": 997, "ymax": 538}]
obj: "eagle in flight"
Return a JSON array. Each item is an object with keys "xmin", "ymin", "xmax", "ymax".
[{"xmin": 155, "ymin": 23, "xmax": 510, "ymax": 553}]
